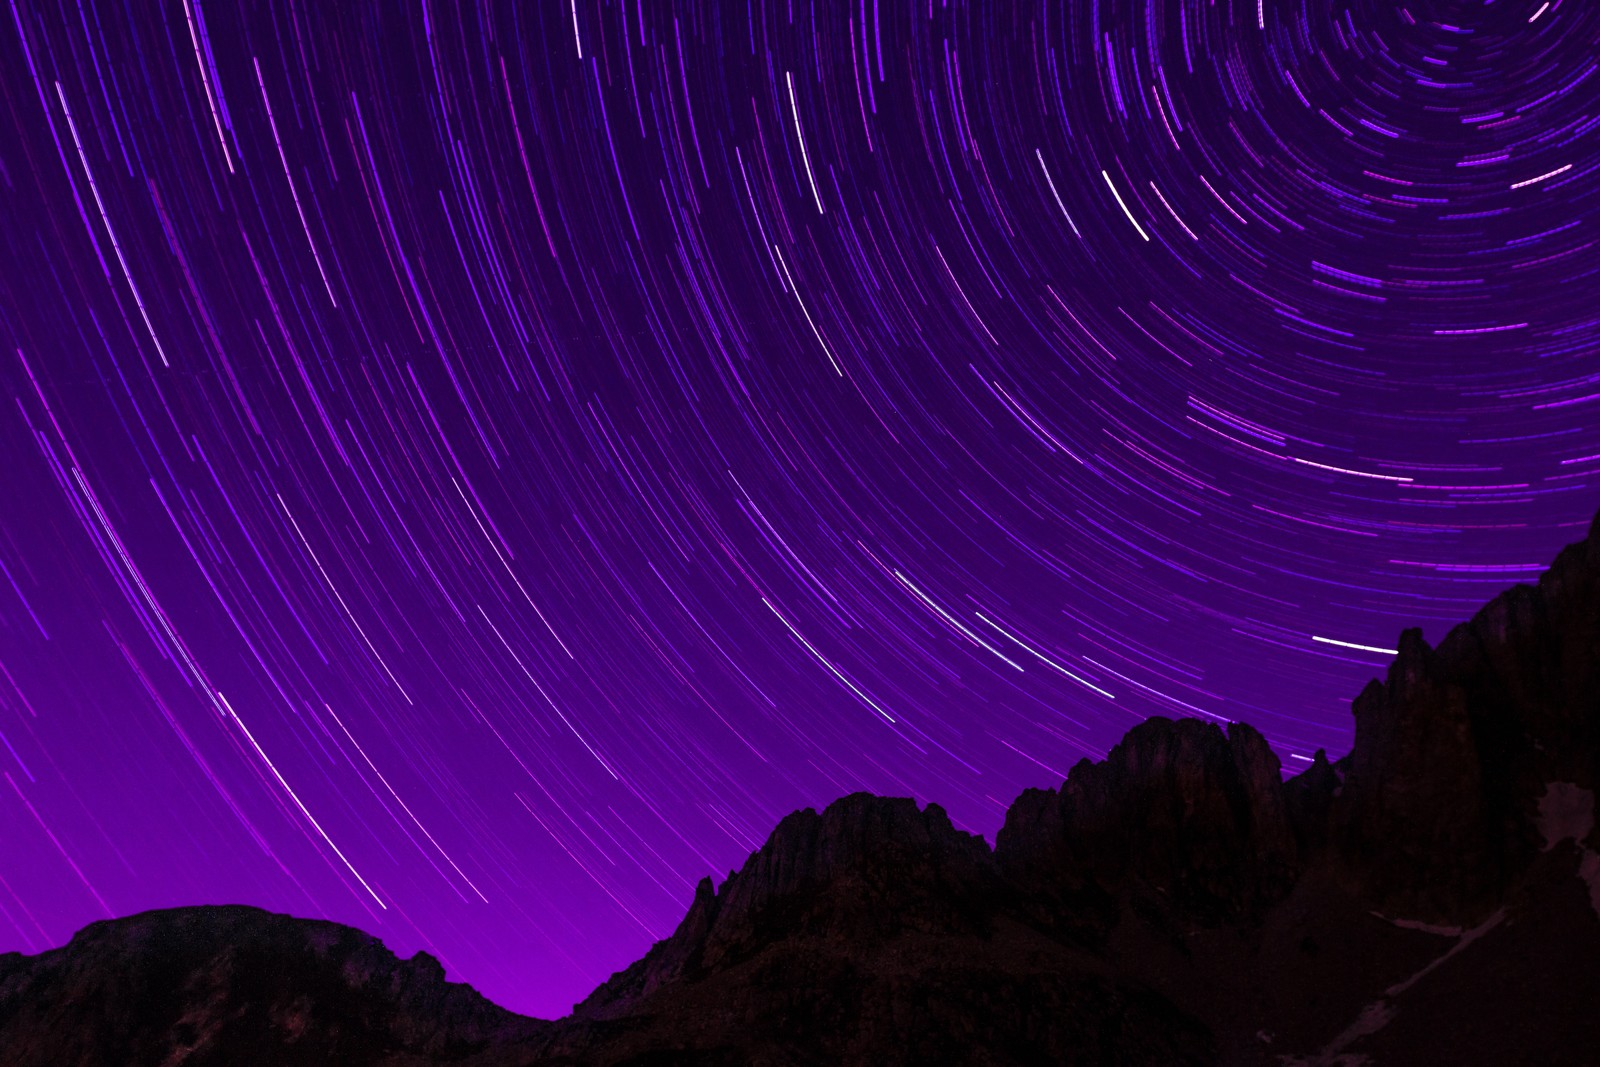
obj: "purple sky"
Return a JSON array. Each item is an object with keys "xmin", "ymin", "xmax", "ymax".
[{"xmin": 1, "ymin": 0, "xmax": 1597, "ymax": 1017}]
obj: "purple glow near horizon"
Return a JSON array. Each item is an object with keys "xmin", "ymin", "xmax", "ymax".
[{"xmin": 1, "ymin": 0, "xmax": 1597, "ymax": 1016}]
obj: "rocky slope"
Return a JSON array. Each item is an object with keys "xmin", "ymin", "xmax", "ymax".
[{"xmin": 3, "ymin": 510, "xmax": 1599, "ymax": 1065}]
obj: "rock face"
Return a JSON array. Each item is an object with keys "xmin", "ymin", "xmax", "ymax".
[
  {"xmin": 995, "ymin": 718, "xmax": 1297, "ymax": 923},
  {"xmin": 1334, "ymin": 511, "xmax": 1600, "ymax": 923},
  {"xmin": 4, "ymin": 511, "xmax": 1600, "ymax": 1066},
  {"xmin": 555, "ymin": 793, "xmax": 1216, "ymax": 1065},
  {"xmin": 575, "ymin": 794, "xmax": 1003, "ymax": 1022}
]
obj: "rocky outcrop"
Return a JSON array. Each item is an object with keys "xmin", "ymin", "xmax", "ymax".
[
  {"xmin": 1333, "ymin": 510, "xmax": 1600, "ymax": 922},
  {"xmin": 995, "ymin": 718, "xmax": 1298, "ymax": 922},
  {"xmin": 1282, "ymin": 748, "xmax": 1342, "ymax": 854},
  {"xmin": 574, "ymin": 792, "xmax": 1003, "ymax": 1020},
  {"xmin": 0, "ymin": 906, "xmax": 544, "ymax": 1067},
  {"xmin": 553, "ymin": 795, "xmax": 1215, "ymax": 1066}
]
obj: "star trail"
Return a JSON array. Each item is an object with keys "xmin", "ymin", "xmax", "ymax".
[{"xmin": 2, "ymin": 0, "xmax": 1598, "ymax": 1016}]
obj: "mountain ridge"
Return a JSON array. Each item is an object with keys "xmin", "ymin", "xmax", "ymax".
[{"xmin": 3, "ymin": 510, "xmax": 1599, "ymax": 1064}]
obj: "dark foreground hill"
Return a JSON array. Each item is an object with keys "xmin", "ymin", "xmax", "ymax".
[{"xmin": 4, "ymin": 512, "xmax": 1600, "ymax": 1066}]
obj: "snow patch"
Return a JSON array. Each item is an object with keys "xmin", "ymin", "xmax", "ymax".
[
  {"xmin": 1537, "ymin": 782, "xmax": 1595, "ymax": 851},
  {"xmin": 1276, "ymin": 1002, "xmax": 1388, "ymax": 1066},
  {"xmin": 1282, "ymin": 910, "xmax": 1505, "ymax": 1066},
  {"xmin": 1370, "ymin": 913, "xmax": 1461, "ymax": 936},
  {"xmin": 1536, "ymin": 784, "xmax": 1600, "ymax": 919},
  {"xmin": 1580, "ymin": 846, "xmax": 1600, "ymax": 921},
  {"xmin": 1384, "ymin": 909, "xmax": 1504, "ymax": 998}
]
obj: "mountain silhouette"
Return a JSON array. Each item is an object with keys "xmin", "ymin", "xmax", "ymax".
[{"xmin": 4, "ymin": 511, "xmax": 1599, "ymax": 1065}]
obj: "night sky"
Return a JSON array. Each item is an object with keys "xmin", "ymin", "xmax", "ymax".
[{"xmin": 2, "ymin": 0, "xmax": 1598, "ymax": 1017}]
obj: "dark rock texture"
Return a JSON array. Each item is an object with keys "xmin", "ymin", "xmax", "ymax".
[
  {"xmin": 0, "ymin": 905, "xmax": 545, "ymax": 1066},
  {"xmin": 1332, "ymin": 509, "xmax": 1600, "ymax": 923},
  {"xmin": 574, "ymin": 794, "xmax": 1005, "ymax": 1022},
  {"xmin": 995, "ymin": 717, "xmax": 1298, "ymax": 923},
  {"xmin": 553, "ymin": 792, "xmax": 1215, "ymax": 1066},
  {"xmin": 4, "ymin": 510, "xmax": 1600, "ymax": 1065}
]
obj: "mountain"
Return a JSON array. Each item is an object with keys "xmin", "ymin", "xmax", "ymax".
[
  {"xmin": 3, "ymin": 510, "xmax": 1599, "ymax": 1065},
  {"xmin": 0, "ymin": 905, "xmax": 545, "ymax": 1066}
]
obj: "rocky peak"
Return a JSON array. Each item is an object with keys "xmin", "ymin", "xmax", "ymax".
[
  {"xmin": 1282, "ymin": 747, "xmax": 1342, "ymax": 853},
  {"xmin": 1333, "ymin": 514, "xmax": 1600, "ymax": 922},
  {"xmin": 0, "ymin": 905, "xmax": 544, "ymax": 1067},
  {"xmin": 995, "ymin": 716, "xmax": 1297, "ymax": 921},
  {"xmin": 710, "ymin": 792, "xmax": 996, "ymax": 927},
  {"xmin": 576, "ymin": 792, "xmax": 999, "ymax": 1019}
]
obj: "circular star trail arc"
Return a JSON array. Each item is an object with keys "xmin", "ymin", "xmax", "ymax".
[{"xmin": 1, "ymin": 0, "xmax": 1597, "ymax": 1016}]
